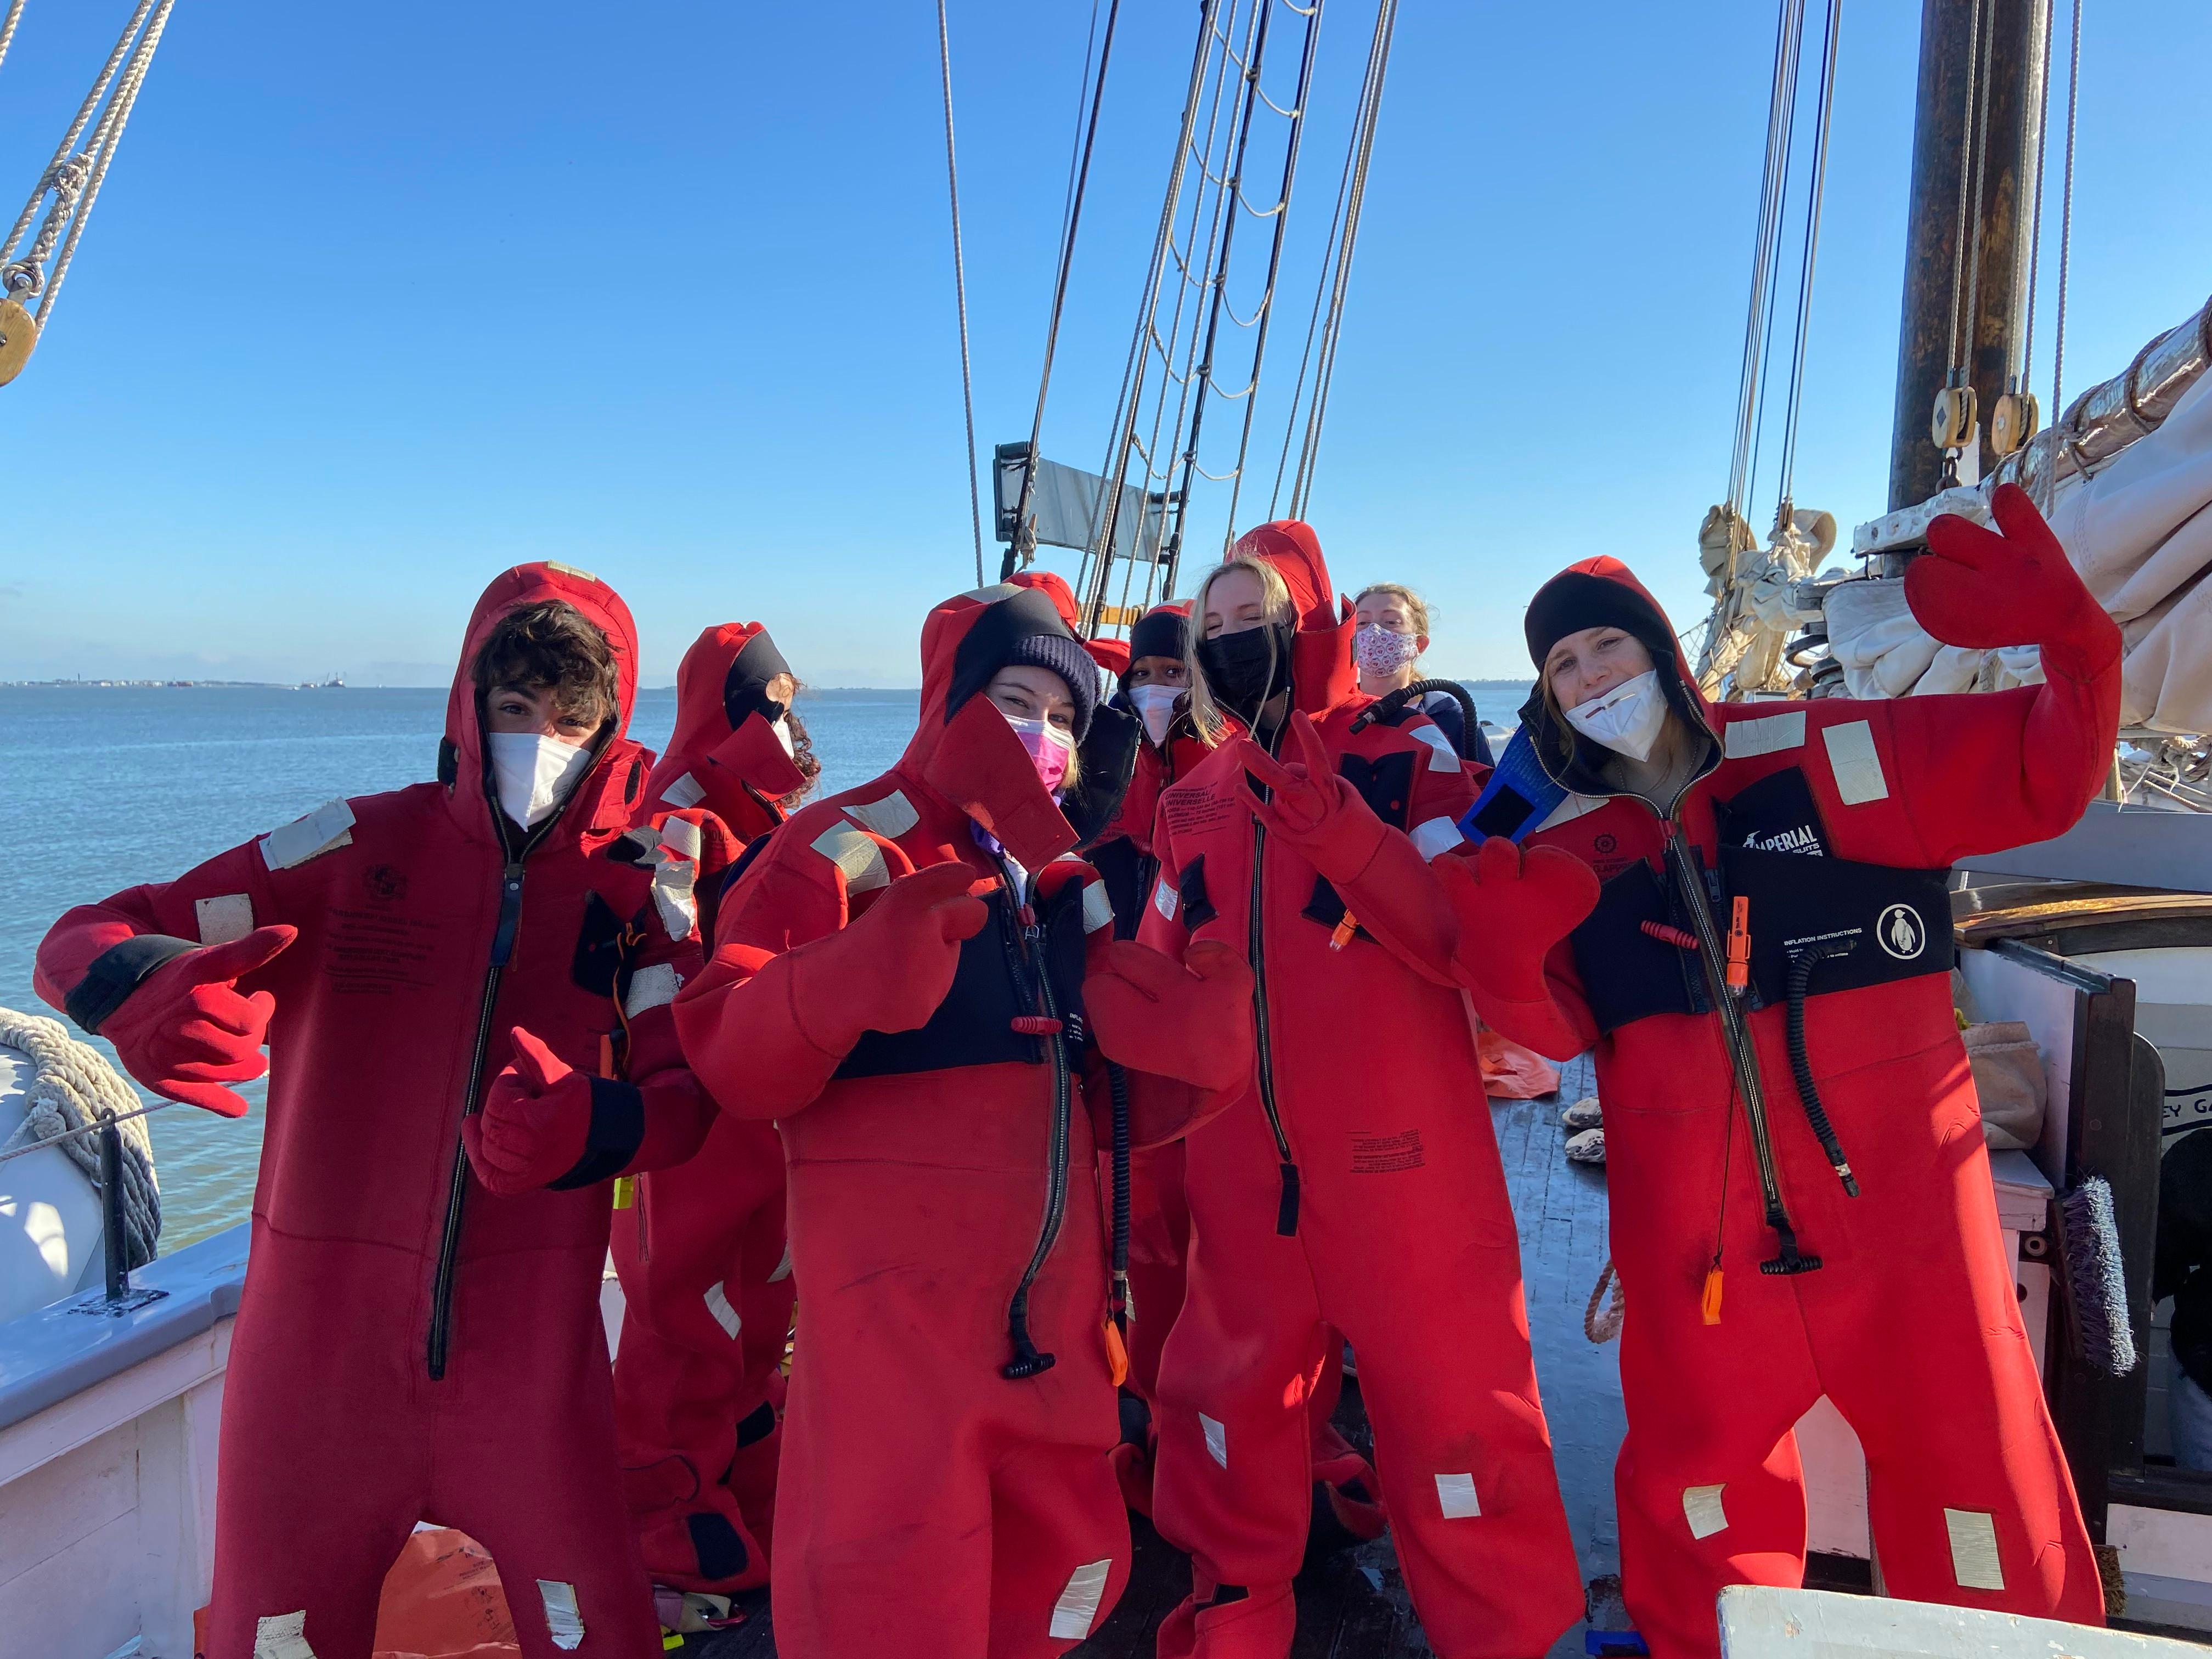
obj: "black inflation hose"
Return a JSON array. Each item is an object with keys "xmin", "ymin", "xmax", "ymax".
[
  {"xmin": 1785, "ymin": 941, "xmax": 1860, "ymax": 1197},
  {"xmin": 1348, "ymin": 676, "xmax": 1477, "ymax": 740}
]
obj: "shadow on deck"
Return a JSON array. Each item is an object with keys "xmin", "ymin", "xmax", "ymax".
[{"xmin": 689, "ymin": 1066, "xmax": 1623, "ymax": 1659}]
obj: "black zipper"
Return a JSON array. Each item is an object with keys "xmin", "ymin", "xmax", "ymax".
[
  {"xmin": 425, "ymin": 759, "xmax": 591, "ymax": 1381},
  {"xmin": 995, "ymin": 862, "xmax": 1074, "ymax": 1379},
  {"xmin": 1248, "ymin": 812, "xmax": 1300, "ymax": 1235}
]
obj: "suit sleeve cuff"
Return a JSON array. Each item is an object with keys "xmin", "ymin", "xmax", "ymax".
[
  {"xmin": 65, "ymin": 935, "xmax": 198, "ymax": 1034},
  {"xmin": 548, "ymin": 1076, "xmax": 646, "ymax": 1189}
]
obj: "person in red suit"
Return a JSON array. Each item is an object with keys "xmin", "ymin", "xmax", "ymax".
[
  {"xmin": 1137, "ymin": 523, "xmax": 1586, "ymax": 1659},
  {"xmin": 611, "ymin": 620, "xmax": 814, "ymax": 1597},
  {"xmin": 1448, "ymin": 486, "xmax": 2115, "ymax": 1658},
  {"xmin": 671, "ymin": 579, "xmax": 1257, "ymax": 1658},
  {"xmin": 36, "ymin": 567, "xmax": 716, "ymax": 1658}
]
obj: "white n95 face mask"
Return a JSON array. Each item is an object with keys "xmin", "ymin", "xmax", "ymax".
[
  {"xmin": 1563, "ymin": 669, "xmax": 1668, "ymax": 763},
  {"xmin": 1128, "ymin": 684, "xmax": 1180, "ymax": 746},
  {"xmin": 486, "ymin": 731, "xmax": 595, "ymax": 827}
]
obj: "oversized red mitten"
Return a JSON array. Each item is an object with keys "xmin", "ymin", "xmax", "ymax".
[
  {"xmin": 788, "ymin": 860, "xmax": 991, "ymax": 1056},
  {"xmin": 1086, "ymin": 939, "xmax": 1255, "ymax": 1094},
  {"xmin": 100, "ymin": 925, "xmax": 295, "ymax": 1117},
  {"xmin": 1913, "ymin": 482, "xmax": 2121, "ymax": 678},
  {"xmin": 1235, "ymin": 712, "xmax": 1385, "ymax": 885},
  {"xmin": 465, "ymin": 1026, "xmax": 593, "ymax": 1194},
  {"xmin": 1438, "ymin": 836, "xmax": 1598, "ymax": 1005}
]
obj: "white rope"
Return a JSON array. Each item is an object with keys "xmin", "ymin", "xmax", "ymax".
[
  {"xmin": 0, "ymin": 1007, "xmax": 161, "ymax": 1272},
  {"xmin": 935, "ymin": 0, "xmax": 985, "ymax": 586},
  {"xmin": 0, "ymin": 0, "xmax": 28, "ymax": 80},
  {"xmin": 1, "ymin": 0, "xmax": 173, "ymax": 325},
  {"xmin": 2051, "ymin": 0, "xmax": 2082, "ymax": 421}
]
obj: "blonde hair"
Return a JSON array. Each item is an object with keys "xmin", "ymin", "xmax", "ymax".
[
  {"xmin": 1184, "ymin": 554, "xmax": 1297, "ymax": 747},
  {"xmin": 1352, "ymin": 582, "xmax": 1432, "ymax": 638}
]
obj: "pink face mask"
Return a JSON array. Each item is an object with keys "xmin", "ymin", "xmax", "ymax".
[
  {"xmin": 1002, "ymin": 712, "xmax": 1074, "ymax": 792},
  {"xmin": 1354, "ymin": 623, "xmax": 1421, "ymax": 676}
]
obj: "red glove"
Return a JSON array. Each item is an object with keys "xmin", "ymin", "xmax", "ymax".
[
  {"xmin": 1437, "ymin": 836, "xmax": 1598, "ymax": 1005},
  {"xmin": 464, "ymin": 1027, "xmax": 595, "ymax": 1195},
  {"xmin": 1085, "ymin": 939, "xmax": 1255, "ymax": 1095},
  {"xmin": 1912, "ymin": 482, "xmax": 2120, "ymax": 678},
  {"xmin": 790, "ymin": 861, "xmax": 992, "ymax": 1056},
  {"xmin": 1235, "ymin": 712, "xmax": 1385, "ymax": 885},
  {"xmin": 101, "ymin": 926, "xmax": 295, "ymax": 1118}
]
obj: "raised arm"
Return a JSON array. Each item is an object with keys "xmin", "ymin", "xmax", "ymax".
[{"xmin": 1435, "ymin": 837, "xmax": 1600, "ymax": 1063}]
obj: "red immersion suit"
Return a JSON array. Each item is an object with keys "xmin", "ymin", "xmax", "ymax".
[
  {"xmin": 673, "ymin": 580, "xmax": 1254, "ymax": 1659},
  {"xmin": 612, "ymin": 622, "xmax": 809, "ymax": 1594},
  {"xmin": 35, "ymin": 566, "xmax": 716, "ymax": 1659},
  {"xmin": 1477, "ymin": 491, "xmax": 2115, "ymax": 1658},
  {"xmin": 1138, "ymin": 523, "xmax": 1583, "ymax": 1658}
]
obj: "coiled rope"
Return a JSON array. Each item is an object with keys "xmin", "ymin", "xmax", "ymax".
[{"xmin": 0, "ymin": 1007, "xmax": 161, "ymax": 1272}]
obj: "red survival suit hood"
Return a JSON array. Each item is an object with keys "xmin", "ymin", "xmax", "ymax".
[
  {"xmin": 642, "ymin": 623, "xmax": 808, "ymax": 839},
  {"xmin": 441, "ymin": 561, "xmax": 650, "ymax": 847},
  {"xmin": 1227, "ymin": 519, "xmax": 1358, "ymax": 717},
  {"xmin": 1517, "ymin": 555, "xmax": 1720, "ymax": 798},
  {"xmin": 898, "ymin": 581, "xmax": 1122, "ymax": 870}
]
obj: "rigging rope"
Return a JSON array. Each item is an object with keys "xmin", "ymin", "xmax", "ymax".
[
  {"xmin": 1, "ymin": 0, "xmax": 172, "ymax": 327},
  {"xmin": 1726, "ymin": 0, "xmax": 1808, "ymax": 522},
  {"xmin": 1940, "ymin": 0, "xmax": 1987, "ymax": 404},
  {"xmin": 935, "ymin": 0, "xmax": 985, "ymax": 586},
  {"xmin": 2051, "ymin": 0, "xmax": 2081, "ymax": 423},
  {"xmin": 2018, "ymin": 0, "xmax": 2054, "ymax": 398},
  {"xmin": 1742, "ymin": 0, "xmax": 1809, "ymax": 525},
  {"xmin": 1774, "ymin": 0, "xmax": 1841, "ymax": 514},
  {"xmin": 0, "ymin": 1008, "xmax": 161, "ymax": 1273},
  {"xmin": 1005, "ymin": 0, "xmax": 1125, "ymax": 580},
  {"xmin": 0, "ymin": 0, "xmax": 26, "ymax": 80}
]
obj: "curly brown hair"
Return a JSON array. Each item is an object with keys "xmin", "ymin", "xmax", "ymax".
[{"xmin": 471, "ymin": 600, "xmax": 619, "ymax": 728}]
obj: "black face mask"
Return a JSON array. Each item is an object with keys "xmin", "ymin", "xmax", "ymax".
[{"xmin": 1196, "ymin": 623, "xmax": 1293, "ymax": 724}]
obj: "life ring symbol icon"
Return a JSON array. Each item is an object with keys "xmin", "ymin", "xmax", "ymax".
[{"xmin": 1877, "ymin": 903, "xmax": 1926, "ymax": 960}]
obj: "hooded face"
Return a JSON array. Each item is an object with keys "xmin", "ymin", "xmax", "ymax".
[
  {"xmin": 1519, "ymin": 557, "xmax": 1717, "ymax": 796},
  {"xmin": 900, "ymin": 583, "xmax": 1136, "ymax": 868},
  {"xmin": 1221, "ymin": 520, "xmax": 1358, "ymax": 718},
  {"xmin": 664, "ymin": 623, "xmax": 810, "ymax": 816},
  {"xmin": 443, "ymin": 563, "xmax": 641, "ymax": 845}
]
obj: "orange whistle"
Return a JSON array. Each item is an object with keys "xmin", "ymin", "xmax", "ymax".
[
  {"xmin": 1103, "ymin": 1319, "xmax": 1129, "ymax": 1388},
  {"xmin": 1329, "ymin": 912, "xmax": 1359, "ymax": 951},
  {"xmin": 1701, "ymin": 1266, "xmax": 1724, "ymax": 1325},
  {"xmin": 1725, "ymin": 895, "xmax": 1751, "ymax": 992}
]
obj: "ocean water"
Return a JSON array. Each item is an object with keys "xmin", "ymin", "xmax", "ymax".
[{"xmin": 2, "ymin": 679, "xmax": 1530, "ymax": 1252}]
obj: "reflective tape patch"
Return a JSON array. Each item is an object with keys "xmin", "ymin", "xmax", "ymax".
[
  {"xmin": 1410, "ymin": 816, "xmax": 1463, "ymax": 860},
  {"xmin": 703, "ymin": 1280, "xmax": 742, "ymax": 1340},
  {"xmin": 1821, "ymin": 720, "xmax": 1890, "ymax": 805},
  {"xmin": 538, "ymin": 1579, "xmax": 585, "ymax": 1649},
  {"xmin": 1154, "ymin": 879, "xmax": 1180, "ymax": 922},
  {"xmin": 768, "ymin": 1242, "xmax": 793, "ymax": 1283},
  {"xmin": 544, "ymin": 561, "xmax": 599, "ymax": 583},
  {"xmin": 195, "ymin": 893, "xmax": 254, "ymax": 947},
  {"xmin": 1435, "ymin": 1472, "xmax": 1482, "ymax": 1518},
  {"xmin": 1410, "ymin": 725, "xmax": 1460, "ymax": 772},
  {"xmin": 845, "ymin": 789, "xmax": 919, "ymax": 839},
  {"xmin": 962, "ymin": 583, "xmax": 1023, "ymax": 603},
  {"xmin": 1081, "ymin": 881, "xmax": 1114, "ymax": 934},
  {"xmin": 260, "ymin": 799, "xmax": 356, "ymax": 871},
  {"xmin": 660, "ymin": 771, "xmax": 707, "ymax": 810},
  {"xmin": 1724, "ymin": 710, "xmax": 1807, "ymax": 759},
  {"xmin": 254, "ymin": 1612, "xmax": 317, "ymax": 1659},
  {"xmin": 1944, "ymin": 1508, "xmax": 2005, "ymax": 1591},
  {"xmin": 811, "ymin": 822, "xmax": 890, "ymax": 894},
  {"xmin": 1049, "ymin": 1559, "xmax": 1114, "ymax": 1640},
  {"xmin": 624, "ymin": 962, "xmax": 682, "ymax": 1019},
  {"xmin": 651, "ymin": 861, "xmax": 698, "ymax": 942},
  {"xmin": 660, "ymin": 815, "xmax": 703, "ymax": 862},
  {"xmin": 1200, "ymin": 1413, "xmax": 1228, "ymax": 1468},
  {"xmin": 1683, "ymin": 1484, "xmax": 1729, "ymax": 1541}
]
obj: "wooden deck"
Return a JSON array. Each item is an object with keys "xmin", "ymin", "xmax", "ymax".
[{"xmin": 690, "ymin": 1062, "xmax": 1626, "ymax": 1658}]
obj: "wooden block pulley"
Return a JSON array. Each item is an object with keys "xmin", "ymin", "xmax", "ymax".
[{"xmin": 0, "ymin": 299, "xmax": 37, "ymax": 387}]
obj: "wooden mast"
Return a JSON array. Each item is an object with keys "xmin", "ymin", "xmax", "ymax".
[{"xmin": 1888, "ymin": 0, "xmax": 2049, "ymax": 510}]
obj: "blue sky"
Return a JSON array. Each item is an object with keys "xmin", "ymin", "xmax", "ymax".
[{"xmin": 2, "ymin": 1, "xmax": 2207, "ymax": 687}]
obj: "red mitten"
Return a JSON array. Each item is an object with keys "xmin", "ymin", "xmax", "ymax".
[
  {"xmin": 1912, "ymin": 482, "xmax": 2121, "ymax": 678},
  {"xmin": 465, "ymin": 1027, "xmax": 593, "ymax": 1195},
  {"xmin": 1235, "ymin": 712, "xmax": 1385, "ymax": 886},
  {"xmin": 101, "ymin": 925, "xmax": 295, "ymax": 1117},
  {"xmin": 1086, "ymin": 939, "xmax": 1255, "ymax": 1094},
  {"xmin": 1438, "ymin": 837, "xmax": 1598, "ymax": 1004},
  {"xmin": 788, "ymin": 861, "xmax": 992, "ymax": 1056}
]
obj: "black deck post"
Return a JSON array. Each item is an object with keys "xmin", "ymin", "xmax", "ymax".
[{"xmin": 99, "ymin": 1110, "xmax": 127, "ymax": 1304}]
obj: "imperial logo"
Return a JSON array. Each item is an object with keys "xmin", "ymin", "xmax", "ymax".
[{"xmin": 1745, "ymin": 824, "xmax": 1825, "ymax": 855}]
